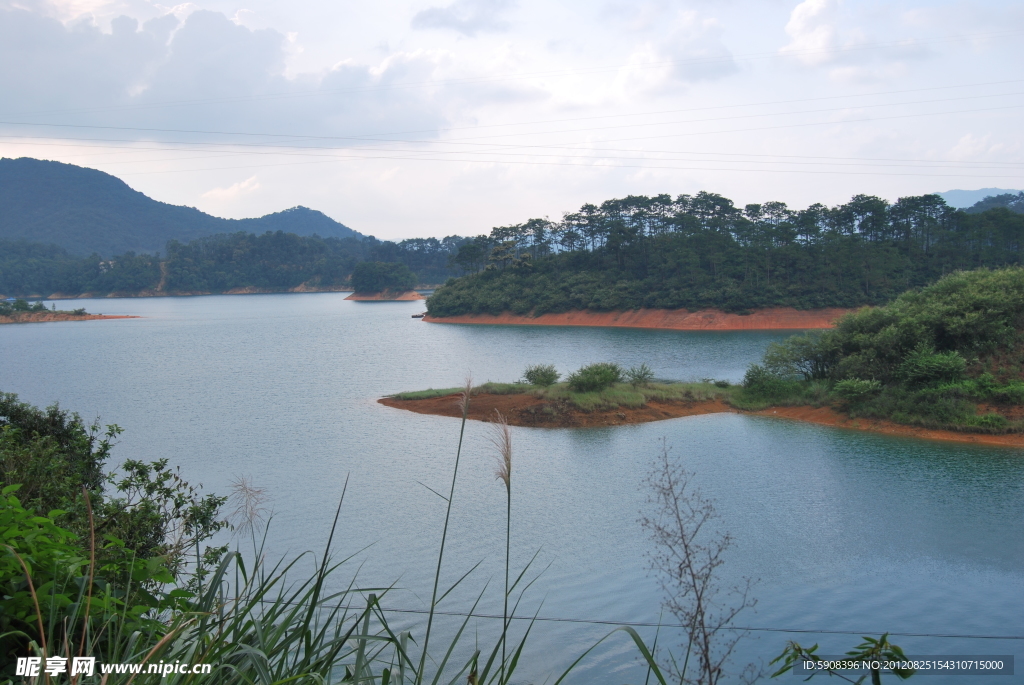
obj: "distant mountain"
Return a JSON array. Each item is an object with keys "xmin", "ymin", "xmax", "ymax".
[
  {"xmin": 935, "ymin": 188, "xmax": 1024, "ymax": 209},
  {"xmin": 0, "ymin": 157, "xmax": 362, "ymax": 256}
]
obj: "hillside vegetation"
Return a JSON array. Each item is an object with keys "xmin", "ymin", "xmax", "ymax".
[
  {"xmin": 0, "ymin": 231, "xmax": 468, "ymax": 296},
  {"xmin": 427, "ymin": 192, "xmax": 1024, "ymax": 317},
  {"xmin": 739, "ymin": 267, "xmax": 1024, "ymax": 432}
]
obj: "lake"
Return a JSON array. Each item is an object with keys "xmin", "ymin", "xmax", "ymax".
[{"xmin": 2, "ymin": 293, "xmax": 1022, "ymax": 683}]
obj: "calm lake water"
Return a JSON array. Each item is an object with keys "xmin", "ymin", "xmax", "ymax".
[{"xmin": 2, "ymin": 293, "xmax": 1023, "ymax": 684}]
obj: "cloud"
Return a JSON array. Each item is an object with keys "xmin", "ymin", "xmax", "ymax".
[
  {"xmin": 947, "ymin": 133, "xmax": 1018, "ymax": 162},
  {"xmin": 778, "ymin": 0, "xmax": 928, "ymax": 81},
  {"xmin": 618, "ymin": 11, "xmax": 737, "ymax": 95},
  {"xmin": 201, "ymin": 175, "xmax": 260, "ymax": 200},
  {"xmin": 411, "ymin": 0, "xmax": 514, "ymax": 36},
  {"xmin": 0, "ymin": 4, "xmax": 450, "ymax": 141},
  {"xmin": 780, "ymin": 0, "xmax": 843, "ymax": 67}
]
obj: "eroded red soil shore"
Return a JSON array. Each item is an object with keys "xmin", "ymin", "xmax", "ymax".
[
  {"xmin": 0, "ymin": 313, "xmax": 140, "ymax": 324},
  {"xmin": 379, "ymin": 393, "xmax": 1024, "ymax": 447},
  {"xmin": 423, "ymin": 307, "xmax": 854, "ymax": 331}
]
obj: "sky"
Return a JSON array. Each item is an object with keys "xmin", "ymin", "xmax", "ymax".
[{"xmin": 1, "ymin": 0, "xmax": 1022, "ymax": 240}]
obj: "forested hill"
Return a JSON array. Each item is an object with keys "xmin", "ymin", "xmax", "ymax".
[
  {"xmin": 0, "ymin": 231, "xmax": 467, "ymax": 297},
  {"xmin": 426, "ymin": 192, "xmax": 1024, "ymax": 317},
  {"xmin": 0, "ymin": 157, "xmax": 362, "ymax": 256}
]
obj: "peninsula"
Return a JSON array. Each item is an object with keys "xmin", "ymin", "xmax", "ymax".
[
  {"xmin": 379, "ymin": 388, "xmax": 1024, "ymax": 447},
  {"xmin": 388, "ymin": 267, "xmax": 1024, "ymax": 447},
  {"xmin": 0, "ymin": 299, "xmax": 136, "ymax": 324}
]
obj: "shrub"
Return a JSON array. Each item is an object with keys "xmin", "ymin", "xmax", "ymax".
[
  {"xmin": 833, "ymin": 378, "xmax": 882, "ymax": 403},
  {"xmin": 898, "ymin": 347, "xmax": 967, "ymax": 386},
  {"xmin": 961, "ymin": 413, "xmax": 1010, "ymax": 431},
  {"xmin": 625, "ymin": 363, "xmax": 655, "ymax": 388},
  {"xmin": 523, "ymin": 364, "xmax": 560, "ymax": 386},
  {"xmin": 567, "ymin": 362, "xmax": 622, "ymax": 392}
]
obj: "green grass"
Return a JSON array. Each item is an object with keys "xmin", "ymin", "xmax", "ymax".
[
  {"xmin": 393, "ymin": 387, "xmax": 464, "ymax": 400},
  {"xmin": 391, "ymin": 380, "xmax": 739, "ymax": 412}
]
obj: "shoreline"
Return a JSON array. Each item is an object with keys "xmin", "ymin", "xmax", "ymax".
[
  {"xmin": 21, "ymin": 286, "xmax": 358, "ymax": 300},
  {"xmin": 4, "ymin": 286, "xmax": 437, "ymax": 300},
  {"xmin": 0, "ymin": 312, "xmax": 140, "ymax": 324},
  {"xmin": 345, "ymin": 290, "xmax": 426, "ymax": 301},
  {"xmin": 423, "ymin": 306, "xmax": 855, "ymax": 331},
  {"xmin": 379, "ymin": 393, "xmax": 1024, "ymax": 447}
]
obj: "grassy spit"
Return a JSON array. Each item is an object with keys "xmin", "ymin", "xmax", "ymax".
[{"xmin": 392, "ymin": 380, "xmax": 738, "ymax": 413}]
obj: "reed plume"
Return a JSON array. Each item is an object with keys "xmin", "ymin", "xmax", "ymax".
[
  {"xmin": 456, "ymin": 376, "xmax": 473, "ymax": 417},
  {"xmin": 490, "ymin": 410, "xmax": 512, "ymax": 492},
  {"xmin": 228, "ymin": 475, "xmax": 270, "ymax": 537},
  {"xmin": 490, "ymin": 409, "xmax": 513, "ymax": 684}
]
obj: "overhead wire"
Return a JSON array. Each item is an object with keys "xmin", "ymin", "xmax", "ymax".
[
  {"xmin": 1, "ymin": 32, "xmax": 1020, "ymax": 179},
  {"xmin": 4, "ymin": 134, "xmax": 1023, "ymax": 174},
  {"xmin": 252, "ymin": 600, "xmax": 1024, "ymax": 641},
  {"xmin": 3, "ymin": 84, "xmax": 1023, "ymax": 147},
  {"xmin": 11, "ymin": 29, "xmax": 1022, "ymax": 119}
]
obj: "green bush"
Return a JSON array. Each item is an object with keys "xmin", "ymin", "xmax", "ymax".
[
  {"xmin": 898, "ymin": 347, "xmax": 967, "ymax": 386},
  {"xmin": 833, "ymin": 379, "xmax": 882, "ymax": 402},
  {"xmin": 0, "ymin": 299, "xmax": 45, "ymax": 315},
  {"xmin": 523, "ymin": 364, "xmax": 560, "ymax": 386},
  {"xmin": 961, "ymin": 413, "xmax": 1010, "ymax": 431},
  {"xmin": 567, "ymin": 362, "xmax": 622, "ymax": 392},
  {"xmin": 0, "ymin": 485, "xmax": 177, "ymax": 669},
  {"xmin": 625, "ymin": 363, "xmax": 655, "ymax": 388}
]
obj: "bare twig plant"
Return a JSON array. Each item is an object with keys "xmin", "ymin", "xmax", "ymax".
[{"xmin": 640, "ymin": 440, "xmax": 757, "ymax": 685}]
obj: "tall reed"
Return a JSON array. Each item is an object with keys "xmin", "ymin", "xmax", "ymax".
[
  {"xmin": 489, "ymin": 410, "xmax": 512, "ymax": 685},
  {"xmin": 4, "ymin": 375, "xmax": 679, "ymax": 684},
  {"xmin": 415, "ymin": 377, "xmax": 473, "ymax": 684}
]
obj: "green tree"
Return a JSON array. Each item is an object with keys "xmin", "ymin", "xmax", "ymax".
[{"xmin": 351, "ymin": 261, "xmax": 417, "ymax": 292}]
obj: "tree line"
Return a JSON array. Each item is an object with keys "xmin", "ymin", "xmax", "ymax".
[
  {"xmin": 0, "ymin": 232, "xmax": 469, "ymax": 296},
  {"xmin": 428, "ymin": 192, "xmax": 1024, "ymax": 316}
]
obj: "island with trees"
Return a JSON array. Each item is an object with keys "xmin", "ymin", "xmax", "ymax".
[
  {"xmin": 387, "ymin": 267, "xmax": 1024, "ymax": 446},
  {"xmin": 0, "ymin": 298, "xmax": 136, "ymax": 324},
  {"xmin": 425, "ymin": 191, "xmax": 1024, "ymax": 330},
  {"xmin": 344, "ymin": 261, "xmax": 425, "ymax": 300}
]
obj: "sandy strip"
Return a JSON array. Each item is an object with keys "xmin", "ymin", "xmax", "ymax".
[{"xmin": 423, "ymin": 307, "xmax": 855, "ymax": 331}]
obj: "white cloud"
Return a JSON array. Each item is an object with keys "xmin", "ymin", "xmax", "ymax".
[
  {"xmin": 617, "ymin": 11, "xmax": 737, "ymax": 95},
  {"xmin": 778, "ymin": 0, "xmax": 930, "ymax": 82},
  {"xmin": 780, "ymin": 0, "xmax": 844, "ymax": 67},
  {"xmin": 411, "ymin": 0, "xmax": 514, "ymax": 36},
  {"xmin": 201, "ymin": 175, "xmax": 260, "ymax": 200},
  {"xmin": 0, "ymin": 5, "xmax": 450, "ymax": 138},
  {"xmin": 947, "ymin": 133, "xmax": 1017, "ymax": 162}
]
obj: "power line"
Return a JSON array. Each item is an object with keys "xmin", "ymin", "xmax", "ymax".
[
  {"xmin": 3, "ymin": 87, "xmax": 1022, "ymax": 148},
  {"xmin": 7, "ymin": 134, "xmax": 1023, "ymax": 171},
  {"xmin": 6, "ymin": 131, "xmax": 1022, "ymax": 172},
  {"xmin": 11, "ymin": 30, "xmax": 1021, "ymax": 120},
  {"xmin": 268, "ymin": 602, "xmax": 1024, "ymax": 641},
  {"xmin": 5, "ymin": 138, "xmax": 1022, "ymax": 180}
]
